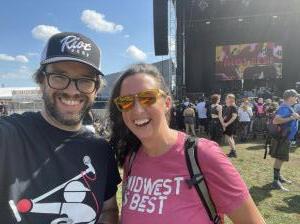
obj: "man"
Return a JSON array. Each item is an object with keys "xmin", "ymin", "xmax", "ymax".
[
  {"xmin": 270, "ymin": 89, "xmax": 300, "ymax": 191},
  {"xmin": 0, "ymin": 32, "xmax": 121, "ymax": 223},
  {"xmin": 196, "ymin": 97, "xmax": 208, "ymax": 134}
]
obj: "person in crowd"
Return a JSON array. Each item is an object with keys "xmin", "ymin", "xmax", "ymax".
[
  {"xmin": 183, "ymin": 97, "xmax": 190, "ymax": 107},
  {"xmin": 238, "ymin": 98, "xmax": 253, "ymax": 142},
  {"xmin": 291, "ymin": 97, "xmax": 300, "ymax": 147},
  {"xmin": 109, "ymin": 63, "xmax": 265, "ymax": 224},
  {"xmin": 270, "ymin": 89, "xmax": 300, "ymax": 191},
  {"xmin": 253, "ymin": 97, "xmax": 266, "ymax": 139},
  {"xmin": 209, "ymin": 94, "xmax": 224, "ymax": 144},
  {"xmin": 0, "ymin": 32, "xmax": 121, "ymax": 223},
  {"xmin": 183, "ymin": 103, "xmax": 197, "ymax": 136},
  {"xmin": 265, "ymin": 102, "xmax": 279, "ymax": 155},
  {"xmin": 175, "ymin": 102, "xmax": 186, "ymax": 130},
  {"xmin": 223, "ymin": 94, "xmax": 239, "ymax": 158},
  {"xmin": 82, "ymin": 110, "xmax": 96, "ymax": 133},
  {"xmin": 0, "ymin": 101, "xmax": 4, "ymax": 116},
  {"xmin": 196, "ymin": 97, "xmax": 209, "ymax": 135}
]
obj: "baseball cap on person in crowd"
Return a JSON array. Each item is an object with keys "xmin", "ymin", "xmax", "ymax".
[
  {"xmin": 40, "ymin": 32, "xmax": 104, "ymax": 76},
  {"xmin": 283, "ymin": 89, "xmax": 300, "ymax": 100}
]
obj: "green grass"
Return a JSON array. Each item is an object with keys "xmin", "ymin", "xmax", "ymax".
[{"xmin": 116, "ymin": 141, "xmax": 300, "ymax": 223}]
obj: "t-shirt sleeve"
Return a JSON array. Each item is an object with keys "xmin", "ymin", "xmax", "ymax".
[
  {"xmin": 232, "ymin": 106, "xmax": 238, "ymax": 114},
  {"xmin": 276, "ymin": 106, "xmax": 291, "ymax": 118},
  {"xmin": 104, "ymin": 147, "xmax": 122, "ymax": 201},
  {"xmin": 197, "ymin": 139, "xmax": 250, "ymax": 214}
]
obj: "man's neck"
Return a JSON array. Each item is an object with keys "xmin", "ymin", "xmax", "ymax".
[{"xmin": 41, "ymin": 110, "xmax": 82, "ymax": 132}]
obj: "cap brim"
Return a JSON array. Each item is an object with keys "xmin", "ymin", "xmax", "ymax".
[{"xmin": 41, "ymin": 57, "xmax": 104, "ymax": 76}]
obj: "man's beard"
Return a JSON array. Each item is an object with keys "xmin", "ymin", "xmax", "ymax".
[{"xmin": 42, "ymin": 90, "xmax": 93, "ymax": 126}]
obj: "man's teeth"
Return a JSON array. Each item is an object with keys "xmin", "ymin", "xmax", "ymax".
[
  {"xmin": 60, "ymin": 98, "xmax": 81, "ymax": 106},
  {"xmin": 134, "ymin": 119, "xmax": 150, "ymax": 126}
]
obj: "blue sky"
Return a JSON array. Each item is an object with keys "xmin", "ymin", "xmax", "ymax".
[{"xmin": 0, "ymin": 0, "xmax": 165, "ymax": 87}]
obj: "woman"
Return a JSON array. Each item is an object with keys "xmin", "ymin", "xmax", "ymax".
[
  {"xmin": 183, "ymin": 103, "xmax": 196, "ymax": 136},
  {"xmin": 109, "ymin": 64, "xmax": 265, "ymax": 224},
  {"xmin": 223, "ymin": 94, "xmax": 239, "ymax": 158},
  {"xmin": 209, "ymin": 94, "xmax": 224, "ymax": 144},
  {"xmin": 238, "ymin": 99, "xmax": 253, "ymax": 142}
]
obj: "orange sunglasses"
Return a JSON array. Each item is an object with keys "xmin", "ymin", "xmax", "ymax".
[{"xmin": 114, "ymin": 89, "xmax": 166, "ymax": 112}]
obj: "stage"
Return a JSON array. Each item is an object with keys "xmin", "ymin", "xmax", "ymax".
[{"xmin": 174, "ymin": 0, "xmax": 300, "ymax": 99}]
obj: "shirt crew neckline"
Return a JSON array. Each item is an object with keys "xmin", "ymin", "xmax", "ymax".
[{"xmin": 139, "ymin": 131, "xmax": 184, "ymax": 161}]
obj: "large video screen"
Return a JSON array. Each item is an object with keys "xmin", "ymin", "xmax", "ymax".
[{"xmin": 216, "ymin": 42, "xmax": 283, "ymax": 81}]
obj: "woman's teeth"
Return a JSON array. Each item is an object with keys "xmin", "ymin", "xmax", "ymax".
[{"xmin": 134, "ymin": 118, "xmax": 151, "ymax": 126}]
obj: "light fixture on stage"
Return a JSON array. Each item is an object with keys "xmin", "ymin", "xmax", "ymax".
[
  {"xmin": 196, "ymin": 0, "xmax": 209, "ymax": 11},
  {"xmin": 206, "ymin": 21, "xmax": 211, "ymax": 25},
  {"xmin": 238, "ymin": 18, "xmax": 244, "ymax": 22},
  {"xmin": 273, "ymin": 15, "xmax": 279, "ymax": 19}
]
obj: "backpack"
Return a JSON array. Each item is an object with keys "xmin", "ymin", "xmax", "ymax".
[
  {"xmin": 266, "ymin": 105, "xmax": 293, "ymax": 139},
  {"xmin": 125, "ymin": 136, "xmax": 223, "ymax": 224},
  {"xmin": 255, "ymin": 104, "xmax": 265, "ymax": 116}
]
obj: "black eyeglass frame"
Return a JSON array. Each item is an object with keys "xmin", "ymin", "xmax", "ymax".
[{"xmin": 42, "ymin": 71, "xmax": 99, "ymax": 94}]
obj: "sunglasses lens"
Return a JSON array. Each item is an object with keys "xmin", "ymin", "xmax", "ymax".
[
  {"xmin": 116, "ymin": 96, "xmax": 134, "ymax": 111},
  {"xmin": 138, "ymin": 90, "xmax": 157, "ymax": 106}
]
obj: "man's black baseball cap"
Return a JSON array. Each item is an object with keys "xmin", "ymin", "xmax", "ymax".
[{"xmin": 40, "ymin": 32, "xmax": 104, "ymax": 76}]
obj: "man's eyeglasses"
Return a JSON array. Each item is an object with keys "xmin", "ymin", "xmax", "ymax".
[
  {"xmin": 114, "ymin": 89, "xmax": 166, "ymax": 112},
  {"xmin": 42, "ymin": 71, "xmax": 99, "ymax": 94}
]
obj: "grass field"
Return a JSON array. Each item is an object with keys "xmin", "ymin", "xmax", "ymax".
[{"xmin": 116, "ymin": 141, "xmax": 300, "ymax": 223}]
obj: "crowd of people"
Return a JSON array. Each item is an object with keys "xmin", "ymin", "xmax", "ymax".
[{"xmin": 1, "ymin": 31, "xmax": 299, "ymax": 223}]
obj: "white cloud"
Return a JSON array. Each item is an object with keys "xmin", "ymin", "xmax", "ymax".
[
  {"xmin": 124, "ymin": 34, "xmax": 130, "ymax": 38},
  {"xmin": 15, "ymin": 55, "xmax": 29, "ymax": 63},
  {"xmin": 0, "ymin": 54, "xmax": 29, "ymax": 63},
  {"xmin": 126, "ymin": 45, "xmax": 147, "ymax": 61},
  {"xmin": 81, "ymin": 9, "xmax": 123, "ymax": 33},
  {"xmin": 32, "ymin": 25, "xmax": 61, "ymax": 42},
  {"xmin": 0, "ymin": 66, "xmax": 33, "ymax": 79},
  {"xmin": 0, "ymin": 54, "xmax": 15, "ymax": 62}
]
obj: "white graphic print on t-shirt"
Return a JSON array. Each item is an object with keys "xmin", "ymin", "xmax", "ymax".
[
  {"xmin": 123, "ymin": 176, "xmax": 185, "ymax": 215},
  {"xmin": 9, "ymin": 156, "xmax": 98, "ymax": 224}
]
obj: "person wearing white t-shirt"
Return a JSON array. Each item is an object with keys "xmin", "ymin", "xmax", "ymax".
[
  {"xmin": 196, "ymin": 99, "xmax": 208, "ymax": 134},
  {"xmin": 238, "ymin": 100, "xmax": 253, "ymax": 142}
]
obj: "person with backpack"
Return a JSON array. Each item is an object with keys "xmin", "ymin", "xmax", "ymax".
[
  {"xmin": 269, "ymin": 89, "xmax": 300, "ymax": 191},
  {"xmin": 252, "ymin": 98, "xmax": 266, "ymax": 139},
  {"xmin": 108, "ymin": 63, "xmax": 265, "ymax": 224}
]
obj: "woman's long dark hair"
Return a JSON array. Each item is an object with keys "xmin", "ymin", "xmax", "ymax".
[{"xmin": 108, "ymin": 63, "xmax": 170, "ymax": 167}]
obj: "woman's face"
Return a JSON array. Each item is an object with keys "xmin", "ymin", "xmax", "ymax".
[
  {"xmin": 119, "ymin": 73, "xmax": 171, "ymax": 141},
  {"xmin": 226, "ymin": 97, "xmax": 235, "ymax": 106}
]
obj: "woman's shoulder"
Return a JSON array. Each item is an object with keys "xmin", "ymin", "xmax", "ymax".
[{"xmin": 196, "ymin": 138, "xmax": 224, "ymax": 162}]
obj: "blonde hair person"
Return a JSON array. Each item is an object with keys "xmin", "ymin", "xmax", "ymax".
[
  {"xmin": 238, "ymin": 99, "xmax": 253, "ymax": 142},
  {"xmin": 223, "ymin": 94, "xmax": 239, "ymax": 157}
]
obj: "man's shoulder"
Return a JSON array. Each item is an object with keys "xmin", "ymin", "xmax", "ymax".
[
  {"xmin": 0, "ymin": 112, "xmax": 39, "ymax": 141},
  {"xmin": 277, "ymin": 104, "xmax": 292, "ymax": 116}
]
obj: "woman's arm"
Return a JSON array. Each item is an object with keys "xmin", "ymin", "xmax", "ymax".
[
  {"xmin": 217, "ymin": 105, "xmax": 224, "ymax": 125},
  {"xmin": 224, "ymin": 113, "xmax": 238, "ymax": 127},
  {"xmin": 227, "ymin": 196, "xmax": 265, "ymax": 224}
]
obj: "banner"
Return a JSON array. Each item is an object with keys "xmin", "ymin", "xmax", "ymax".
[{"xmin": 216, "ymin": 42, "xmax": 283, "ymax": 80}]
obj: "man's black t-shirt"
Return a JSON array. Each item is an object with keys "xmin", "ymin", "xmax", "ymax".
[
  {"xmin": 223, "ymin": 105, "xmax": 238, "ymax": 123},
  {"xmin": 0, "ymin": 112, "xmax": 121, "ymax": 224}
]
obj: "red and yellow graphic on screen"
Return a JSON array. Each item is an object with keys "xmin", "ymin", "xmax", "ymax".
[{"xmin": 216, "ymin": 42, "xmax": 283, "ymax": 81}]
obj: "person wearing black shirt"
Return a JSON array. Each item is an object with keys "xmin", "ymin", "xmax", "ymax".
[
  {"xmin": 0, "ymin": 32, "xmax": 121, "ymax": 224},
  {"xmin": 223, "ymin": 94, "xmax": 239, "ymax": 158}
]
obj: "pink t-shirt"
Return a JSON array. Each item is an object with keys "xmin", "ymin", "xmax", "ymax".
[{"xmin": 121, "ymin": 132, "xmax": 250, "ymax": 224}]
